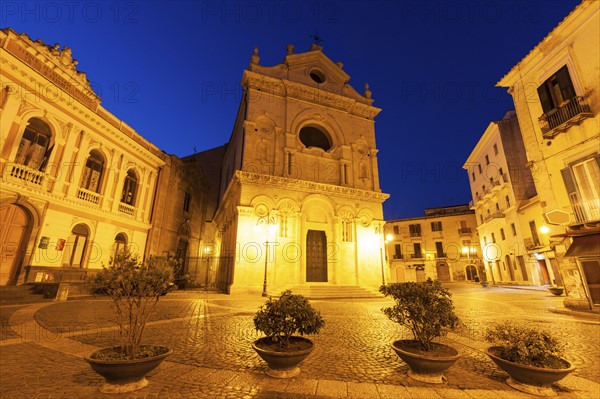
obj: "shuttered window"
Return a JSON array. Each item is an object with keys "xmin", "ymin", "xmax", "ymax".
[{"xmin": 537, "ymin": 65, "xmax": 576, "ymax": 114}]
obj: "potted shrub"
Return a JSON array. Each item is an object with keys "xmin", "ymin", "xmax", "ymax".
[
  {"xmin": 380, "ymin": 279, "xmax": 461, "ymax": 383},
  {"xmin": 548, "ymin": 286, "xmax": 564, "ymax": 296},
  {"xmin": 252, "ymin": 290, "xmax": 324, "ymax": 378},
  {"xmin": 481, "ymin": 280, "xmax": 490, "ymax": 288},
  {"xmin": 84, "ymin": 253, "xmax": 176, "ymax": 393},
  {"xmin": 486, "ymin": 322, "xmax": 575, "ymax": 396}
]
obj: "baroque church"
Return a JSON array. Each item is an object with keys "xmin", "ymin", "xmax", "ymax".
[{"xmin": 0, "ymin": 29, "xmax": 388, "ymax": 295}]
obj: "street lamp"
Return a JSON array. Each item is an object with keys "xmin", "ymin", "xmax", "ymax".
[
  {"xmin": 255, "ymin": 218, "xmax": 278, "ymax": 297},
  {"xmin": 376, "ymin": 226, "xmax": 389, "ymax": 286}
]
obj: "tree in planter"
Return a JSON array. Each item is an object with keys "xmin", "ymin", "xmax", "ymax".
[
  {"xmin": 253, "ymin": 290, "xmax": 325, "ymax": 350},
  {"xmin": 486, "ymin": 322, "xmax": 568, "ymax": 368},
  {"xmin": 485, "ymin": 322, "xmax": 575, "ymax": 395},
  {"xmin": 380, "ymin": 279, "xmax": 460, "ymax": 351},
  {"xmin": 379, "ymin": 279, "xmax": 461, "ymax": 383},
  {"xmin": 252, "ymin": 290, "xmax": 324, "ymax": 378},
  {"xmin": 91, "ymin": 252, "xmax": 177, "ymax": 360}
]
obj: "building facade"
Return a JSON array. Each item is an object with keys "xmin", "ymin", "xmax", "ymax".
[
  {"xmin": 0, "ymin": 29, "xmax": 209, "ymax": 287},
  {"xmin": 205, "ymin": 44, "xmax": 389, "ymax": 294},
  {"xmin": 497, "ymin": 1, "xmax": 599, "ymax": 309},
  {"xmin": 385, "ymin": 205, "xmax": 481, "ymax": 283},
  {"xmin": 464, "ymin": 111, "xmax": 562, "ymax": 287}
]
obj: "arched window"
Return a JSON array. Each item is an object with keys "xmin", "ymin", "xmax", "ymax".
[
  {"xmin": 14, "ymin": 118, "xmax": 52, "ymax": 170},
  {"xmin": 121, "ymin": 170, "xmax": 138, "ymax": 206},
  {"xmin": 62, "ymin": 224, "xmax": 89, "ymax": 268},
  {"xmin": 299, "ymin": 125, "xmax": 332, "ymax": 152},
  {"xmin": 80, "ymin": 150, "xmax": 104, "ymax": 193},
  {"xmin": 113, "ymin": 233, "xmax": 127, "ymax": 260}
]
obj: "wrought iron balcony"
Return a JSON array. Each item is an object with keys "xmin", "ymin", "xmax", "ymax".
[
  {"xmin": 524, "ymin": 237, "xmax": 543, "ymax": 251},
  {"xmin": 570, "ymin": 198, "xmax": 600, "ymax": 224},
  {"xmin": 410, "ymin": 253, "xmax": 424, "ymax": 259},
  {"xmin": 539, "ymin": 96, "xmax": 593, "ymax": 138}
]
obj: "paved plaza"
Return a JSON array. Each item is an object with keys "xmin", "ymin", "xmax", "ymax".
[{"xmin": 1, "ymin": 283, "xmax": 599, "ymax": 398}]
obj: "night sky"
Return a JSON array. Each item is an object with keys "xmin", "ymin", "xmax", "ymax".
[{"xmin": 2, "ymin": 0, "xmax": 581, "ymax": 219}]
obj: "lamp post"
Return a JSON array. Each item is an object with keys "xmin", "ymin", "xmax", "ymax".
[
  {"xmin": 376, "ymin": 226, "xmax": 391, "ymax": 286},
  {"xmin": 256, "ymin": 218, "xmax": 278, "ymax": 297}
]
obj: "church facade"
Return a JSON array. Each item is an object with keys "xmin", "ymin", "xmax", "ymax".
[{"xmin": 206, "ymin": 44, "xmax": 389, "ymax": 294}]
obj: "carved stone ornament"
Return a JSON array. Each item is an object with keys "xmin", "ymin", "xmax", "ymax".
[
  {"xmin": 358, "ymin": 213, "xmax": 372, "ymax": 227},
  {"xmin": 255, "ymin": 204, "xmax": 269, "ymax": 217}
]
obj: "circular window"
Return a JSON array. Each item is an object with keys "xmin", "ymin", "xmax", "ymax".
[
  {"xmin": 309, "ymin": 69, "xmax": 325, "ymax": 84},
  {"xmin": 299, "ymin": 126, "xmax": 332, "ymax": 151}
]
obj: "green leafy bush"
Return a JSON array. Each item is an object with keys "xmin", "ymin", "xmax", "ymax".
[
  {"xmin": 91, "ymin": 253, "xmax": 176, "ymax": 359},
  {"xmin": 380, "ymin": 280, "xmax": 460, "ymax": 351},
  {"xmin": 253, "ymin": 290, "xmax": 324, "ymax": 350},
  {"xmin": 485, "ymin": 322, "xmax": 567, "ymax": 369}
]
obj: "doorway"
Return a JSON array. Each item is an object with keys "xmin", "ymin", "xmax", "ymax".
[
  {"xmin": 306, "ymin": 230, "xmax": 327, "ymax": 282},
  {"xmin": 0, "ymin": 205, "xmax": 29, "ymax": 285},
  {"xmin": 465, "ymin": 265, "xmax": 478, "ymax": 281}
]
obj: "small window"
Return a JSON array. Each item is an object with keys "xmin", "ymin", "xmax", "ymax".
[
  {"xmin": 394, "ymin": 244, "xmax": 402, "ymax": 259},
  {"xmin": 500, "ymin": 228, "xmax": 505, "ymax": 240},
  {"xmin": 483, "ymin": 236, "xmax": 487, "ymax": 245},
  {"xmin": 409, "ymin": 224, "xmax": 421, "ymax": 237},
  {"xmin": 472, "ymin": 172, "xmax": 476, "ymax": 182},
  {"xmin": 299, "ymin": 126, "xmax": 332, "ymax": 151},
  {"xmin": 511, "ymin": 223, "xmax": 517, "ymax": 236},
  {"xmin": 413, "ymin": 243, "xmax": 422, "ymax": 258},
  {"xmin": 113, "ymin": 233, "xmax": 127, "ymax": 259},
  {"xmin": 493, "ymin": 144, "xmax": 498, "ymax": 155},
  {"xmin": 499, "ymin": 167, "xmax": 504, "ymax": 176},
  {"xmin": 485, "ymin": 155, "xmax": 490, "ymax": 165},
  {"xmin": 309, "ymin": 69, "xmax": 325, "ymax": 84},
  {"xmin": 495, "ymin": 203, "xmax": 500, "ymax": 211},
  {"xmin": 506, "ymin": 195, "xmax": 511, "ymax": 207},
  {"xmin": 393, "ymin": 225, "xmax": 399, "ymax": 235},
  {"xmin": 491, "ymin": 233, "xmax": 496, "ymax": 243},
  {"xmin": 537, "ymin": 65, "xmax": 576, "ymax": 114},
  {"xmin": 478, "ymin": 164, "xmax": 482, "ymax": 174},
  {"xmin": 431, "ymin": 221, "xmax": 442, "ymax": 232},
  {"xmin": 183, "ymin": 192, "xmax": 191, "ymax": 212}
]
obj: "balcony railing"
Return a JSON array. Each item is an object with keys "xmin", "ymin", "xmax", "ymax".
[
  {"xmin": 458, "ymin": 227, "xmax": 472, "ymax": 235},
  {"xmin": 77, "ymin": 188, "xmax": 101, "ymax": 205},
  {"xmin": 570, "ymin": 198, "xmax": 600, "ymax": 224},
  {"xmin": 118, "ymin": 202, "xmax": 135, "ymax": 216},
  {"xmin": 411, "ymin": 253, "xmax": 424, "ymax": 259},
  {"xmin": 483, "ymin": 211, "xmax": 505, "ymax": 223},
  {"xmin": 539, "ymin": 96, "xmax": 593, "ymax": 138},
  {"xmin": 409, "ymin": 232, "xmax": 421, "ymax": 238},
  {"xmin": 436, "ymin": 253, "xmax": 446, "ymax": 259},
  {"xmin": 6, "ymin": 164, "xmax": 44, "ymax": 186}
]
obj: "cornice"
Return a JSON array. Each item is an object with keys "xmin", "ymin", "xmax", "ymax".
[
  {"xmin": 234, "ymin": 170, "xmax": 389, "ymax": 203},
  {"xmin": 243, "ymin": 71, "xmax": 381, "ymax": 120},
  {"xmin": 1, "ymin": 52, "xmax": 166, "ymax": 168}
]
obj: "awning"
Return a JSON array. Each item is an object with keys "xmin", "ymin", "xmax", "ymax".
[{"xmin": 564, "ymin": 234, "xmax": 600, "ymax": 258}]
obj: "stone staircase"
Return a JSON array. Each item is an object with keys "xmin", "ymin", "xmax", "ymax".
[{"xmin": 285, "ymin": 285, "xmax": 382, "ymax": 299}]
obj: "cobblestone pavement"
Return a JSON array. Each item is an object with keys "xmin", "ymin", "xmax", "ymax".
[{"xmin": 1, "ymin": 283, "xmax": 599, "ymax": 398}]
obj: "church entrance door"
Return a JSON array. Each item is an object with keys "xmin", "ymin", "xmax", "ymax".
[{"xmin": 306, "ymin": 230, "xmax": 327, "ymax": 282}]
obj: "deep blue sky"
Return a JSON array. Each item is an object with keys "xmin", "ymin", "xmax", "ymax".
[{"xmin": 2, "ymin": 0, "xmax": 580, "ymax": 219}]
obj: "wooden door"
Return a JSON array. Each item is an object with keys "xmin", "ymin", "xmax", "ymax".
[
  {"xmin": 306, "ymin": 230, "xmax": 327, "ymax": 282},
  {"xmin": 0, "ymin": 205, "xmax": 28, "ymax": 285}
]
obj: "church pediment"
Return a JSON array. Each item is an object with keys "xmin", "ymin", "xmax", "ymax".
[{"xmin": 248, "ymin": 44, "xmax": 373, "ymax": 106}]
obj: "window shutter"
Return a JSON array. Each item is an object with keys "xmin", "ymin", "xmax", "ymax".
[
  {"xmin": 537, "ymin": 84, "xmax": 553, "ymax": 113},
  {"xmin": 556, "ymin": 66, "xmax": 576, "ymax": 101}
]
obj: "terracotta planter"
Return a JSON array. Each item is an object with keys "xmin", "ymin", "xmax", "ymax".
[
  {"xmin": 252, "ymin": 336, "xmax": 314, "ymax": 378},
  {"xmin": 391, "ymin": 339, "xmax": 461, "ymax": 383},
  {"xmin": 85, "ymin": 345, "xmax": 172, "ymax": 393},
  {"xmin": 548, "ymin": 287, "xmax": 564, "ymax": 296},
  {"xmin": 481, "ymin": 281, "xmax": 489, "ymax": 287},
  {"xmin": 487, "ymin": 346, "xmax": 575, "ymax": 397}
]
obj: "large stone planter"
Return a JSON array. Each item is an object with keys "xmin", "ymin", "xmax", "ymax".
[
  {"xmin": 85, "ymin": 345, "xmax": 172, "ymax": 393},
  {"xmin": 391, "ymin": 339, "xmax": 461, "ymax": 383},
  {"xmin": 252, "ymin": 336, "xmax": 314, "ymax": 378},
  {"xmin": 487, "ymin": 346, "xmax": 575, "ymax": 396},
  {"xmin": 548, "ymin": 287, "xmax": 564, "ymax": 296}
]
